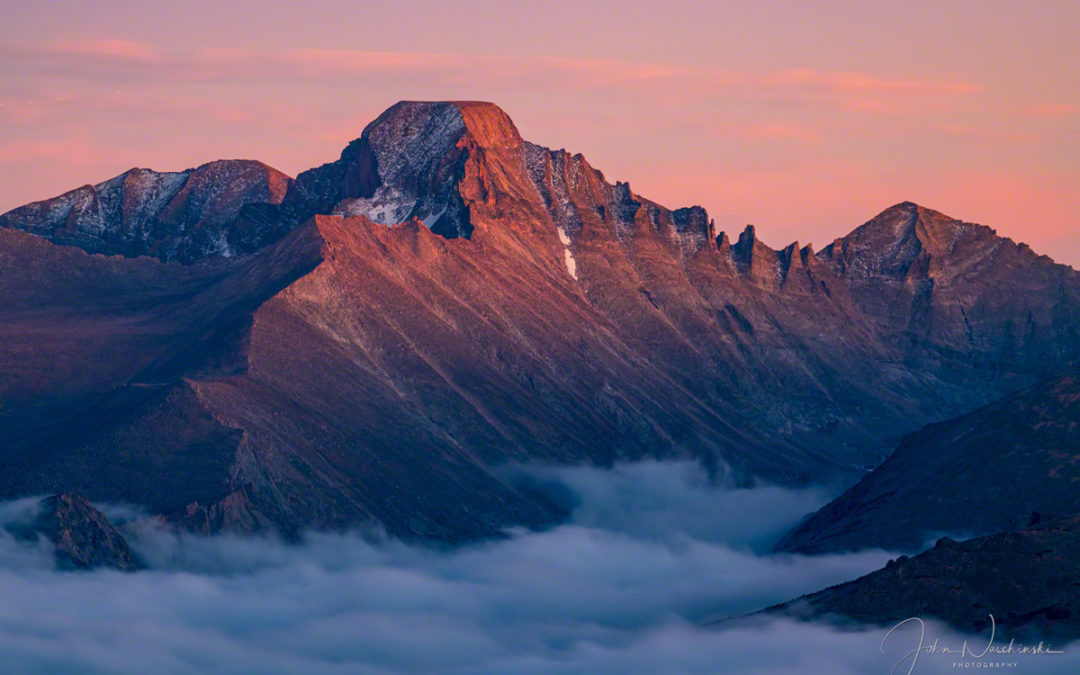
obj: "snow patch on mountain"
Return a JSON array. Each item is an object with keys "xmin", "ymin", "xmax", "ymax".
[
  {"xmin": 421, "ymin": 206, "xmax": 447, "ymax": 229},
  {"xmin": 320, "ymin": 102, "xmax": 479, "ymax": 235},
  {"xmin": 333, "ymin": 188, "xmax": 417, "ymax": 225},
  {"xmin": 557, "ymin": 225, "xmax": 578, "ymax": 280}
]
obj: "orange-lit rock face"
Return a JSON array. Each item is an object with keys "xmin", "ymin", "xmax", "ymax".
[
  {"xmin": 0, "ymin": 101, "xmax": 1078, "ymax": 542},
  {"xmin": 299, "ymin": 101, "xmax": 540, "ymax": 240},
  {"xmin": 456, "ymin": 101, "xmax": 525, "ymax": 150}
]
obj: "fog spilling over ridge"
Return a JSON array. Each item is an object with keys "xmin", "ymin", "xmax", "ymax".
[
  {"xmin": 3, "ymin": 461, "xmax": 1077, "ymax": 673},
  {"xmin": 0, "ymin": 462, "xmax": 886, "ymax": 673}
]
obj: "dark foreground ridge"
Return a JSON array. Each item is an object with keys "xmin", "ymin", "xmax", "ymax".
[
  {"xmin": 759, "ymin": 515, "xmax": 1080, "ymax": 642},
  {"xmin": 779, "ymin": 371, "xmax": 1080, "ymax": 553}
]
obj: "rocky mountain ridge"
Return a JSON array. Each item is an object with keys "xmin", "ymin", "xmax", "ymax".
[
  {"xmin": 1, "ymin": 100, "xmax": 1078, "ymax": 541},
  {"xmin": 0, "ymin": 159, "xmax": 291, "ymax": 262}
]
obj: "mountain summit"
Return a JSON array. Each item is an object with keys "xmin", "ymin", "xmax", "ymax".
[
  {"xmin": 285, "ymin": 100, "xmax": 535, "ymax": 240},
  {"xmin": 1, "ymin": 101, "xmax": 1078, "ymax": 540}
]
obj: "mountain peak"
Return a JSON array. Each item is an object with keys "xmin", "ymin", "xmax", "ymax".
[
  {"xmin": 363, "ymin": 100, "xmax": 523, "ymax": 154},
  {"xmin": 881, "ymin": 200, "xmax": 959, "ymax": 229},
  {"xmin": 292, "ymin": 100, "xmax": 533, "ymax": 238},
  {"xmin": 861, "ymin": 201, "xmax": 971, "ymax": 245},
  {"xmin": 821, "ymin": 200, "xmax": 989, "ymax": 277}
]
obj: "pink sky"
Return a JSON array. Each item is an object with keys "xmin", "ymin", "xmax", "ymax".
[{"xmin": 2, "ymin": 0, "xmax": 1077, "ymax": 266}]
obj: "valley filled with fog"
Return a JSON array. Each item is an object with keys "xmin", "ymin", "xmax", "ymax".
[{"xmin": 2, "ymin": 462, "xmax": 1071, "ymax": 674}]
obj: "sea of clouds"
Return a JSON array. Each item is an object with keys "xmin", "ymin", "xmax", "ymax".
[{"xmin": 0, "ymin": 461, "xmax": 1075, "ymax": 674}]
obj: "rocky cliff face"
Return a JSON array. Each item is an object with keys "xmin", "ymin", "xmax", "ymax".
[
  {"xmin": 264, "ymin": 101, "xmax": 540, "ymax": 241},
  {"xmin": 1, "ymin": 100, "xmax": 1078, "ymax": 541},
  {"xmin": 0, "ymin": 159, "xmax": 291, "ymax": 262}
]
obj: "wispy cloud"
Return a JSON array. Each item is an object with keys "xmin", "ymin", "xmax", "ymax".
[
  {"xmin": 935, "ymin": 122, "xmax": 1037, "ymax": 143},
  {"xmin": 708, "ymin": 122, "xmax": 824, "ymax": 144},
  {"xmin": 0, "ymin": 139, "xmax": 105, "ymax": 165},
  {"xmin": 1, "ymin": 40, "xmax": 982, "ymax": 104},
  {"xmin": 758, "ymin": 68, "xmax": 981, "ymax": 96},
  {"xmin": 1018, "ymin": 103, "xmax": 1076, "ymax": 119},
  {"xmin": 2, "ymin": 462, "xmax": 1067, "ymax": 673},
  {"xmin": 44, "ymin": 39, "xmax": 163, "ymax": 63},
  {"xmin": 280, "ymin": 48, "xmax": 477, "ymax": 74}
]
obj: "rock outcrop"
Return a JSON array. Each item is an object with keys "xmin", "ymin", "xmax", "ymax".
[{"xmin": 5, "ymin": 494, "xmax": 141, "ymax": 571}]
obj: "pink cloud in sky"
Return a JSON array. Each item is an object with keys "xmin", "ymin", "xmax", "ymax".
[
  {"xmin": 4, "ymin": 40, "xmax": 985, "ymax": 102},
  {"xmin": 45, "ymin": 39, "xmax": 162, "ymax": 62},
  {"xmin": 757, "ymin": 69, "xmax": 982, "ymax": 96},
  {"xmin": 707, "ymin": 122, "xmax": 823, "ymax": 144},
  {"xmin": 281, "ymin": 48, "xmax": 475, "ymax": 73},
  {"xmin": 0, "ymin": 138, "xmax": 107, "ymax": 165},
  {"xmin": 935, "ymin": 122, "xmax": 1038, "ymax": 144},
  {"xmin": 1018, "ymin": 103, "xmax": 1076, "ymax": 118}
]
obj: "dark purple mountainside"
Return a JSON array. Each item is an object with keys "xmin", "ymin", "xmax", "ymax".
[
  {"xmin": 1, "ymin": 100, "xmax": 1078, "ymax": 541},
  {"xmin": 763, "ymin": 515, "xmax": 1080, "ymax": 641},
  {"xmin": 778, "ymin": 371, "xmax": 1080, "ymax": 553}
]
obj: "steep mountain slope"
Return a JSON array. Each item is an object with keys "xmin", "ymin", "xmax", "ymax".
[
  {"xmin": 0, "ymin": 223, "xmax": 323, "ymax": 519},
  {"xmin": 243, "ymin": 102, "xmax": 1080, "ymax": 471},
  {"xmin": 765, "ymin": 516, "xmax": 1080, "ymax": 641},
  {"xmin": 778, "ymin": 372, "xmax": 1080, "ymax": 553},
  {"xmin": 1, "ymin": 100, "xmax": 1078, "ymax": 540},
  {"xmin": 0, "ymin": 160, "xmax": 291, "ymax": 262}
]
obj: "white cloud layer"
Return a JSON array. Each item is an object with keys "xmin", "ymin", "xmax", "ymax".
[{"xmin": 0, "ymin": 461, "xmax": 1076, "ymax": 674}]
